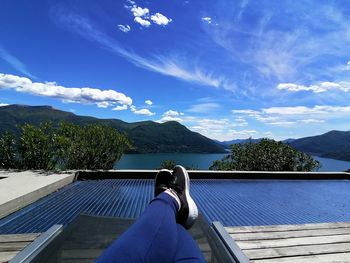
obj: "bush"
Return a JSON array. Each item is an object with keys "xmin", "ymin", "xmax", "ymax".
[
  {"xmin": 0, "ymin": 132, "xmax": 17, "ymax": 169},
  {"xmin": 56, "ymin": 122, "xmax": 131, "ymax": 170},
  {"xmin": 159, "ymin": 160, "xmax": 199, "ymax": 170},
  {"xmin": 159, "ymin": 160, "xmax": 176, "ymax": 170},
  {"xmin": 0, "ymin": 122, "xmax": 131, "ymax": 170},
  {"xmin": 18, "ymin": 122, "xmax": 57, "ymax": 170},
  {"xmin": 210, "ymin": 138, "xmax": 320, "ymax": 171}
]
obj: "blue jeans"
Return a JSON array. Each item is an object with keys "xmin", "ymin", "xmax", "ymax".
[{"xmin": 96, "ymin": 192, "xmax": 206, "ymax": 263}]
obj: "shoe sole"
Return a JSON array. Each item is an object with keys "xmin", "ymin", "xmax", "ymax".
[{"xmin": 177, "ymin": 165, "xmax": 198, "ymax": 229}]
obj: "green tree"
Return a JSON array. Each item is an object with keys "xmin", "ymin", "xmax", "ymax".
[
  {"xmin": 56, "ymin": 122, "xmax": 131, "ymax": 170},
  {"xmin": 210, "ymin": 138, "xmax": 320, "ymax": 171},
  {"xmin": 18, "ymin": 122, "xmax": 57, "ymax": 170},
  {"xmin": 0, "ymin": 132, "xmax": 17, "ymax": 169},
  {"xmin": 159, "ymin": 160, "xmax": 176, "ymax": 170}
]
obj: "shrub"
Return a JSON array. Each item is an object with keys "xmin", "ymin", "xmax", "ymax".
[
  {"xmin": 0, "ymin": 122, "xmax": 131, "ymax": 170},
  {"xmin": 159, "ymin": 160, "xmax": 176, "ymax": 170},
  {"xmin": 18, "ymin": 122, "xmax": 57, "ymax": 170},
  {"xmin": 55, "ymin": 122, "xmax": 131, "ymax": 170},
  {"xmin": 0, "ymin": 132, "xmax": 17, "ymax": 169},
  {"xmin": 210, "ymin": 138, "xmax": 320, "ymax": 171}
]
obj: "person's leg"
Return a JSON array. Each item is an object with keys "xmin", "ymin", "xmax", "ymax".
[
  {"xmin": 95, "ymin": 192, "xmax": 179, "ymax": 263},
  {"xmin": 175, "ymin": 224, "xmax": 206, "ymax": 263}
]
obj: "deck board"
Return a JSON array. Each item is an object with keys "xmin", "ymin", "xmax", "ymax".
[
  {"xmin": 225, "ymin": 222, "xmax": 350, "ymax": 263},
  {"xmin": 0, "ymin": 233, "xmax": 39, "ymax": 263}
]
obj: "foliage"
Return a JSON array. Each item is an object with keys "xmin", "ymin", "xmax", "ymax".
[
  {"xmin": 18, "ymin": 122, "xmax": 57, "ymax": 170},
  {"xmin": 0, "ymin": 132, "xmax": 17, "ymax": 169},
  {"xmin": 0, "ymin": 121, "xmax": 131, "ymax": 170},
  {"xmin": 55, "ymin": 122, "xmax": 131, "ymax": 170},
  {"xmin": 159, "ymin": 160, "xmax": 176, "ymax": 170},
  {"xmin": 159, "ymin": 160, "xmax": 199, "ymax": 170},
  {"xmin": 210, "ymin": 138, "xmax": 320, "ymax": 172}
]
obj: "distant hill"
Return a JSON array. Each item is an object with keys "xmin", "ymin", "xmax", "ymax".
[
  {"xmin": 0, "ymin": 105, "xmax": 226, "ymax": 154},
  {"xmin": 282, "ymin": 138, "xmax": 296, "ymax": 144},
  {"xmin": 218, "ymin": 138, "xmax": 262, "ymax": 147},
  {"xmin": 290, "ymin": 131, "xmax": 350, "ymax": 161}
]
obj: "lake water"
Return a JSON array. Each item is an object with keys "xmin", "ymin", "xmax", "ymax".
[{"xmin": 115, "ymin": 153, "xmax": 350, "ymax": 172}]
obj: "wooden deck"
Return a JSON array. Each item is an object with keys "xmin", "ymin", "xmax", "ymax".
[
  {"xmin": 225, "ymin": 222, "xmax": 350, "ymax": 263},
  {"xmin": 0, "ymin": 233, "xmax": 40, "ymax": 263}
]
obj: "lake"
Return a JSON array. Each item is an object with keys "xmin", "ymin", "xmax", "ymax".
[{"xmin": 115, "ymin": 153, "xmax": 350, "ymax": 172}]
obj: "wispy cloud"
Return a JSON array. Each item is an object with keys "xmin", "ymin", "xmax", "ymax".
[
  {"xmin": 233, "ymin": 105, "xmax": 350, "ymax": 127},
  {"xmin": 0, "ymin": 72, "xmax": 132, "ymax": 108},
  {"xmin": 117, "ymin": 24, "xmax": 131, "ymax": 33},
  {"xmin": 187, "ymin": 103, "xmax": 220, "ymax": 113},
  {"xmin": 54, "ymin": 11, "xmax": 235, "ymax": 91},
  {"xmin": 205, "ymin": 1, "xmax": 350, "ymax": 84},
  {"xmin": 278, "ymin": 82, "xmax": 350, "ymax": 93},
  {"xmin": 0, "ymin": 103, "xmax": 9, "ymax": 107},
  {"xmin": 0, "ymin": 45, "xmax": 36, "ymax": 79}
]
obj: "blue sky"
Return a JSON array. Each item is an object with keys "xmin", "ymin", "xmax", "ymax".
[{"xmin": 0, "ymin": 0, "xmax": 350, "ymax": 141}]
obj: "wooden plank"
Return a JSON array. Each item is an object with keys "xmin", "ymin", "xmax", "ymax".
[
  {"xmin": 236, "ymin": 234, "xmax": 350, "ymax": 250},
  {"xmin": 225, "ymin": 221, "xmax": 350, "ymax": 234},
  {"xmin": 231, "ymin": 227, "xmax": 350, "ymax": 241},
  {"xmin": 244, "ymin": 242, "xmax": 350, "ymax": 259},
  {"xmin": 251, "ymin": 252, "xmax": 350, "ymax": 263},
  {"xmin": 0, "ymin": 242, "xmax": 31, "ymax": 252},
  {"xmin": 0, "ymin": 251, "xmax": 20, "ymax": 263},
  {"xmin": 212, "ymin": 221, "xmax": 250, "ymax": 263},
  {"xmin": 0, "ymin": 234, "xmax": 39, "ymax": 243}
]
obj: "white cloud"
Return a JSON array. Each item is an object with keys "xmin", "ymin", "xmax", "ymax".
[
  {"xmin": 97, "ymin": 101, "xmax": 111, "ymax": 108},
  {"xmin": 233, "ymin": 105, "xmax": 350, "ymax": 127},
  {"xmin": 0, "ymin": 103, "xmax": 9, "ymax": 107},
  {"xmin": 187, "ymin": 103, "xmax": 220, "ymax": 113},
  {"xmin": 0, "ymin": 73, "xmax": 132, "ymax": 108},
  {"xmin": 158, "ymin": 116, "xmax": 183, "ymax": 122},
  {"xmin": 158, "ymin": 110, "xmax": 184, "ymax": 122},
  {"xmin": 131, "ymin": 6, "xmax": 149, "ymax": 17},
  {"xmin": 133, "ymin": 108, "xmax": 155, "ymax": 116},
  {"xmin": 130, "ymin": 105, "xmax": 155, "ymax": 116},
  {"xmin": 118, "ymin": 24, "xmax": 131, "ymax": 33},
  {"xmin": 163, "ymin": 110, "xmax": 181, "ymax": 117},
  {"xmin": 202, "ymin": 17, "xmax": 212, "ymax": 24},
  {"xmin": 145, "ymin": 99, "xmax": 153, "ymax": 105},
  {"xmin": 300, "ymin": 119, "xmax": 325, "ymax": 124},
  {"xmin": 151, "ymin": 13, "xmax": 172, "ymax": 26},
  {"xmin": 134, "ymin": 17, "xmax": 151, "ymax": 27},
  {"xmin": 278, "ymin": 82, "xmax": 350, "ymax": 93},
  {"xmin": 112, "ymin": 105, "xmax": 128, "ymax": 111}
]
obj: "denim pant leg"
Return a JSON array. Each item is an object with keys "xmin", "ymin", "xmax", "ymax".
[
  {"xmin": 174, "ymin": 224, "xmax": 206, "ymax": 263},
  {"xmin": 96, "ymin": 193, "xmax": 179, "ymax": 263}
]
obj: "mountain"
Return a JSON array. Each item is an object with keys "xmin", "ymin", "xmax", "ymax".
[
  {"xmin": 290, "ymin": 131, "xmax": 350, "ymax": 161},
  {"xmin": 0, "ymin": 105, "xmax": 226, "ymax": 154},
  {"xmin": 218, "ymin": 138, "xmax": 262, "ymax": 147},
  {"xmin": 282, "ymin": 138, "xmax": 296, "ymax": 144}
]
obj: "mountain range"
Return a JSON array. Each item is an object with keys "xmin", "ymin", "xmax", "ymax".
[
  {"xmin": 0, "ymin": 105, "xmax": 225, "ymax": 153},
  {"xmin": 289, "ymin": 131, "xmax": 350, "ymax": 161},
  {"xmin": 0, "ymin": 105, "xmax": 349, "ymax": 161}
]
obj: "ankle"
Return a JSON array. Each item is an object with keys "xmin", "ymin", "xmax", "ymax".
[{"xmin": 164, "ymin": 189, "xmax": 181, "ymax": 211}]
